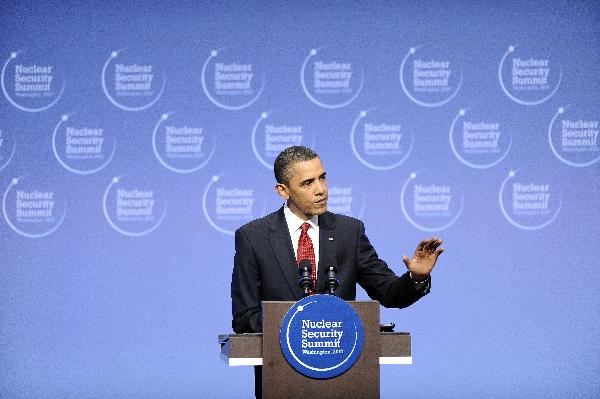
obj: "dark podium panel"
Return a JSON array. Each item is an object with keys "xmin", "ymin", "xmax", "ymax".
[{"xmin": 220, "ymin": 300, "xmax": 412, "ymax": 399}]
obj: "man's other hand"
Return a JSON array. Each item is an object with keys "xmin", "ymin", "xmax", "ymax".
[{"xmin": 402, "ymin": 237, "xmax": 444, "ymax": 280}]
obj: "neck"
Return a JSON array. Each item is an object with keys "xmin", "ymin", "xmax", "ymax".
[{"xmin": 286, "ymin": 201, "xmax": 312, "ymax": 221}]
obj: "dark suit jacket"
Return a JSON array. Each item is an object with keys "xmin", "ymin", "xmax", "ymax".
[{"xmin": 231, "ymin": 207, "xmax": 430, "ymax": 333}]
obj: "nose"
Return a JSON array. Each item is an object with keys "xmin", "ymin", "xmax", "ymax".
[{"xmin": 314, "ymin": 179, "xmax": 326, "ymax": 195}]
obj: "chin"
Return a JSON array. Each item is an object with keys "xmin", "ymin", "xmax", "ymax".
[{"xmin": 314, "ymin": 206, "xmax": 328, "ymax": 215}]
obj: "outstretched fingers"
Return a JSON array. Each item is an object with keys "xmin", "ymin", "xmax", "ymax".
[
  {"xmin": 416, "ymin": 240, "xmax": 428, "ymax": 252},
  {"xmin": 423, "ymin": 237, "xmax": 443, "ymax": 252}
]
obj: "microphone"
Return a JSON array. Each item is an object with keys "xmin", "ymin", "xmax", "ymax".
[
  {"xmin": 325, "ymin": 262, "xmax": 339, "ymax": 296},
  {"xmin": 298, "ymin": 259, "xmax": 313, "ymax": 297}
]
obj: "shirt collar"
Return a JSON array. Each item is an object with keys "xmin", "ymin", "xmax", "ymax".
[{"xmin": 283, "ymin": 203, "xmax": 319, "ymax": 233}]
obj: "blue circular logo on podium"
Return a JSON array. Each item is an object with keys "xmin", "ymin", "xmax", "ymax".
[{"xmin": 280, "ymin": 294, "xmax": 364, "ymax": 379}]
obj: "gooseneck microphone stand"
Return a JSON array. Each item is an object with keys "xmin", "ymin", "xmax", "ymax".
[
  {"xmin": 325, "ymin": 264, "xmax": 339, "ymax": 296},
  {"xmin": 298, "ymin": 259, "xmax": 313, "ymax": 297}
]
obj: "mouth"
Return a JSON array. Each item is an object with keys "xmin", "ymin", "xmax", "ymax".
[{"xmin": 315, "ymin": 197, "xmax": 328, "ymax": 205}]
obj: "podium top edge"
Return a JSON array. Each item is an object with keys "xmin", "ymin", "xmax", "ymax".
[
  {"xmin": 220, "ymin": 332, "xmax": 411, "ymax": 338},
  {"xmin": 261, "ymin": 300, "xmax": 380, "ymax": 304}
]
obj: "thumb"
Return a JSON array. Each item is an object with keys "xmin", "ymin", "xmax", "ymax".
[{"xmin": 402, "ymin": 255, "xmax": 410, "ymax": 268}]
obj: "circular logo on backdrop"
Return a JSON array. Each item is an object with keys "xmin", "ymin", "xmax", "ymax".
[
  {"xmin": 1, "ymin": 50, "xmax": 65, "ymax": 112},
  {"xmin": 152, "ymin": 112, "xmax": 216, "ymax": 173},
  {"xmin": 548, "ymin": 106, "xmax": 600, "ymax": 167},
  {"xmin": 251, "ymin": 111, "xmax": 316, "ymax": 169},
  {"xmin": 202, "ymin": 173, "xmax": 268, "ymax": 236},
  {"xmin": 101, "ymin": 49, "xmax": 166, "ymax": 111},
  {"xmin": 201, "ymin": 48, "xmax": 265, "ymax": 110},
  {"xmin": 449, "ymin": 108, "xmax": 513, "ymax": 169},
  {"xmin": 399, "ymin": 45, "xmax": 463, "ymax": 107},
  {"xmin": 2, "ymin": 176, "xmax": 66, "ymax": 238},
  {"xmin": 52, "ymin": 113, "xmax": 116, "ymax": 175},
  {"xmin": 400, "ymin": 171, "xmax": 464, "ymax": 232},
  {"xmin": 280, "ymin": 294, "xmax": 364, "ymax": 379},
  {"xmin": 350, "ymin": 109, "xmax": 414, "ymax": 170},
  {"xmin": 0, "ymin": 127, "xmax": 17, "ymax": 171},
  {"xmin": 498, "ymin": 44, "xmax": 562, "ymax": 105},
  {"xmin": 300, "ymin": 47, "xmax": 364, "ymax": 109},
  {"xmin": 499, "ymin": 170, "xmax": 562, "ymax": 230},
  {"xmin": 102, "ymin": 176, "xmax": 167, "ymax": 237}
]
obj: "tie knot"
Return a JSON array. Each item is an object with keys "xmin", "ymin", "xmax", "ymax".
[{"xmin": 301, "ymin": 222, "xmax": 310, "ymax": 234}]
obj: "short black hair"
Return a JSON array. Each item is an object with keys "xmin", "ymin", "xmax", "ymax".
[{"xmin": 274, "ymin": 146, "xmax": 319, "ymax": 184}]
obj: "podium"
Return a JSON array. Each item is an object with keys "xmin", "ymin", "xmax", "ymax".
[{"xmin": 220, "ymin": 300, "xmax": 412, "ymax": 398}]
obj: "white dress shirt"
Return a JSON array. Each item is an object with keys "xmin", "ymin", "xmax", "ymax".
[{"xmin": 283, "ymin": 204, "xmax": 320, "ymax": 275}]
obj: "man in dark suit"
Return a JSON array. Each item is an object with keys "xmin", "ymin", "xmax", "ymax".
[{"xmin": 231, "ymin": 146, "xmax": 443, "ymax": 396}]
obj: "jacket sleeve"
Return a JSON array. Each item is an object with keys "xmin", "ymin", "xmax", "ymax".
[
  {"xmin": 231, "ymin": 227, "xmax": 263, "ymax": 333},
  {"xmin": 354, "ymin": 221, "xmax": 430, "ymax": 308}
]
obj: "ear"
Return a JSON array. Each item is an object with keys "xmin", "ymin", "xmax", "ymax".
[{"xmin": 275, "ymin": 183, "xmax": 289, "ymax": 200}]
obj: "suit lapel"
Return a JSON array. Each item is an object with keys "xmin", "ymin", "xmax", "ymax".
[
  {"xmin": 317, "ymin": 212, "xmax": 337, "ymax": 293},
  {"xmin": 268, "ymin": 207, "xmax": 302, "ymax": 300}
]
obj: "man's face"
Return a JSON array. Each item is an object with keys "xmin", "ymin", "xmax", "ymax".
[{"xmin": 276, "ymin": 157, "xmax": 328, "ymax": 220}]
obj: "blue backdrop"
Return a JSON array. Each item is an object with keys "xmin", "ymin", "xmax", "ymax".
[{"xmin": 1, "ymin": 1, "xmax": 599, "ymax": 398}]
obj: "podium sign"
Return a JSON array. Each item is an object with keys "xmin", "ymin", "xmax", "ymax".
[
  {"xmin": 279, "ymin": 294, "xmax": 365, "ymax": 379},
  {"xmin": 263, "ymin": 300, "xmax": 380, "ymax": 398}
]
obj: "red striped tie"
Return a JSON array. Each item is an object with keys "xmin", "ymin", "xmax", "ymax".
[{"xmin": 297, "ymin": 222, "xmax": 316, "ymax": 294}]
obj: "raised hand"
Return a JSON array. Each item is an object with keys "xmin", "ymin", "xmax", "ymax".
[{"xmin": 402, "ymin": 237, "xmax": 444, "ymax": 280}]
